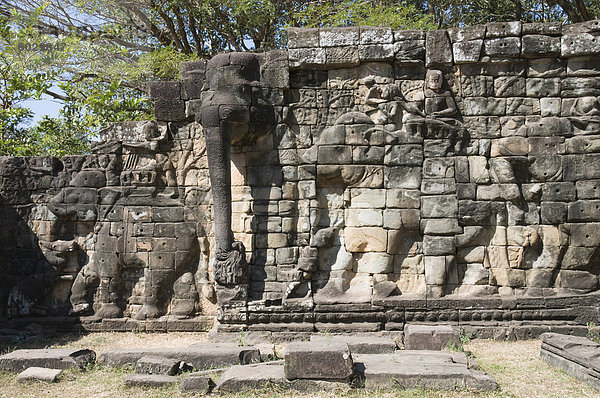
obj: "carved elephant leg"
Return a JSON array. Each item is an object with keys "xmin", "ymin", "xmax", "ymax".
[{"xmin": 203, "ymin": 115, "xmax": 249, "ymax": 287}]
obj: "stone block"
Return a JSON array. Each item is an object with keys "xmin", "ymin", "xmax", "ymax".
[
  {"xmin": 17, "ymin": 367, "xmax": 63, "ymax": 383},
  {"xmin": 180, "ymin": 373, "xmax": 216, "ymax": 394},
  {"xmin": 345, "ymin": 208, "xmax": 383, "ymax": 227},
  {"xmin": 526, "ymin": 78, "xmax": 560, "ymax": 97},
  {"xmin": 345, "ymin": 227, "xmax": 387, "ymax": 252},
  {"xmin": 494, "ymin": 76, "xmax": 525, "ymax": 97},
  {"xmin": 309, "ymin": 335, "xmax": 396, "ymax": 354},
  {"xmin": 354, "ymin": 351, "xmax": 497, "ymax": 391},
  {"xmin": 426, "ymin": 30, "xmax": 453, "ymax": 66},
  {"xmin": 421, "ymin": 195, "xmax": 458, "ymax": 218},
  {"xmin": 359, "ymin": 44, "xmax": 395, "ymax": 61},
  {"xmin": 404, "ymin": 324, "xmax": 460, "ymax": 351},
  {"xmin": 423, "ymin": 236, "xmax": 455, "ymax": 256},
  {"xmin": 320, "ymin": 27, "xmax": 360, "ymax": 47},
  {"xmin": 287, "ymin": 27, "xmax": 320, "ymax": 49},
  {"xmin": 350, "ymin": 188, "xmax": 386, "ymax": 208},
  {"xmin": 325, "ymin": 46, "xmax": 360, "ymax": 66},
  {"xmin": 99, "ymin": 345, "xmax": 260, "ymax": 369},
  {"xmin": 462, "ymin": 98, "xmax": 506, "ymax": 116},
  {"xmin": 394, "ymin": 40, "xmax": 426, "ymax": 60},
  {"xmin": 386, "ymin": 189, "xmax": 420, "ymax": 208},
  {"xmin": 461, "ymin": 76, "xmax": 494, "ymax": 97},
  {"xmin": 557, "ymin": 270, "xmax": 598, "ymax": 290},
  {"xmin": 384, "ymin": 167, "xmax": 422, "ymax": 189},
  {"xmin": 453, "ymin": 40, "xmax": 483, "ymax": 63},
  {"xmin": 484, "ymin": 37, "xmax": 521, "ymax": 57},
  {"xmin": 522, "ymin": 35, "xmax": 560, "ymax": 57},
  {"xmin": 486, "ymin": 21, "xmax": 521, "ymax": 37},
  {"xmin": 0, "ymin": 349, "xmax": 96, "ymax": 372},
  {"xmin": 284, "ymin": 341, "xmax": 353, "ymax": 380},
  {"xmin": 135, "ymin": 355, "xmax": 182, "ymax": 375},
  {"xmin": 288, "ymin": 48, "xmax": 326, "ymax": 68},
  {"xmin": 561, "ymin": 32, "xmax": 600, "ymax": 57},
  {"xmin": 360, "ymin": 27, "xmax": 393, "ymax": 44},
  {"xmin": 124, "ymin": 374, "xmax": 178, "ymax": 387},
  {"xmin": 356, "ymin": 252, "xmax": 393, "ymax": 273}
]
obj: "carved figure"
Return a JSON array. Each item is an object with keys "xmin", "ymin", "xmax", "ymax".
[{"xmin": 197, "ymin": 53, "xmax": 274, "ymax": 295}]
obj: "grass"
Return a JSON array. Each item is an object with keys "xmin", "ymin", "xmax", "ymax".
[{"xmin": 0, "ymin": 332, "xmax": 598, "ymax": 398}]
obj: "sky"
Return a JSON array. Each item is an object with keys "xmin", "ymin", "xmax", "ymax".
[{"xmin": 22, "ymin": 96, "xmax": 62, "ymax": 124}]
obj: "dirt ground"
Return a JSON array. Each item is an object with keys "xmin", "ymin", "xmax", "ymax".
[{"xmin": 0, "ymin": 332, "xmax": 598, "ymax": 398}]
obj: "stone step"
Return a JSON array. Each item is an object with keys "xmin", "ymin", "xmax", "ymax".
[
  {"xmin": 353, "ymin": 351, "xmax": 497, "ymax": 391},
  {"xmin": 0, "ymin": 348, "xmax": 96, "ymax": 372},
  {"xmin": 99, "ymin": 344, "xmax": 260, "ymax": 369},
  {"xmin": 309, "ymin": 335, "xmax": 397, "ymax": 354},
  {"xmin": 215, "ymin": 362, "xmax": 349, "ymax": 393},
  {"xmin": 124, "ymin": 373, "xmax": 179, "ymax": 387},
  {"xmin": 17, "ymin": 367, "xmax": 63, "ymax": 383}
]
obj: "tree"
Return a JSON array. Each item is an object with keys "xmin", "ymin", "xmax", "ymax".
[{"xmin": 1, "ymin": 0, "xmax": 599, "ymax": 156}]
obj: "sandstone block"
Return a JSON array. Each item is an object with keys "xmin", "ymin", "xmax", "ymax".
[
  {"xmin": 284, "ymin": 341, "xmax": 353, "ymax": 380},
  {"xmin": 426, "ymin": 30, "xmax": 453, "ymax": 66},
  {"xmin": 17, "ymin": 367, "xmax": 63, "ymax": 383},
  {"xmin": 404, "ymin": 324, "xmax": 460, "ymax": 351},
  {"xmin": 0, "ymin": 349, "xmax": 96, "ymax": 372},
  {"xmin": 453, "ymin": 40, "xmax": 483, "ymax": 63},
  {"xmin": 345, "ymin": 227, "xmax": 387, "ymax": 252}
]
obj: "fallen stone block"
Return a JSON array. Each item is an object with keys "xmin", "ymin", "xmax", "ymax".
[
  {"xmin": 0, "ymin": 348, "xmax": 96, "ymax": 372},
  {"xmin": 124, "ymin": 373, "xmax": 179, "ymax": 388},
  {"xmin": 309, "ymin": 335, "xmax": 397, "ymax": 354},
  {"xmin": 17, "ymin": 367, "xmax": 63, "ymax": 383},
  {"xmin": 404, "ymin": 324, "xmax": 460, "ymax": 350},
  {"xmin": 215, "ymin": 362, "xmax": 349, "ymax": 393},
  {"xmin": 179, "ymin": 373, "xmax": 216, "ymax": 394},
  {"xmin": 284, "ymin": 341, "xmax": 353, "ymax": 380},
  {"xmin": 136, "ymin": 355, "xmax": 188, "ymax": 375},
  {"xmin": 99, "ymin": 344, "xmax": 260, "ymax": 369},
  {"xmin": 353, "ymin": 351, "xmax": 497, "ymax": 391},
  {"xmin": 540, "ymin": 332, "xmax": 600, "ymax": 389}
]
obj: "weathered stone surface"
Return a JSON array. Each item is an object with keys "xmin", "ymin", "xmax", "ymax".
[
  {"xmin": 540, "ymin": 332, "xmax": 600, "ymax": 389},
  {"xmin": 99, "ymin": 345, "xmax": 260, "ymax": 369},
  {"xmin": 215, "ymin": 362, "xmax": 350, "ymax": 392},
  {"xmin": 179, "ymin": 373, "xmax": 217, "ymax": 393},
  {"xmin": 353, "ymin": 351, "xmax": 497, "ymax": 390},
  {"xmin": 17, "ymin": 367, "xmax": 63, "ymax": 383},
  {"xmin": 0, "ymin": 349, "xmax": 96, "ymax": 372},
  {"xmin": 309, "ymin": 335, "xmax": 397, "ymax": 354},
  {"xmin": 124, "ymin": 374, "xmax": 178, "ymax": 387},
  {"xmin": 426, "ymin": 30, "xmax": 453, "ymax": 66},
  {"xmin": 404, "ymin": 325, "xmax": 460, "ymax": 351},
  {"xmin": 136, "ymin": 355, "xmax": 184, "ymax": 375},
  {"xmin": 284, "ymin": 341, "xmax": 353, "ymax": 380}
]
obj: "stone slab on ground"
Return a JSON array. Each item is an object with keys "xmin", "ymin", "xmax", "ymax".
[
  {"xmin": 135, "ymin": 355, "xmax": 184, "ymax": 375},
  {"xmin": 309, "ymin": 335, "xmax": 397, "ymax": 354},
  {"xmin": 404, "ymin": 324, "xmax": 460, "ymax": 350},
  {"xmin": 179, "ymin": 372, "xmax": 218, "ymax": 393},
  {"xmin": 284, "ymin": 341, "xmax": 353, "ymax": 380},
  {"xmin": 17, "ymin": 367, "xmax": 63, "ymax": 383},
  {"xmin": 540, "ymin": 332, "xmax": 600, "ymax": 389},
  {"xmin": 124, "ymin": 373, "xmax": 179, "ymax": 387},
  {"xmin": 353, "ymin": 351, "xmax": 497, "ymax": 391},
  {"xmin": 215, "ymin": 362, "xmax": 350, "ymax": 393},
  {"xmin": 99, "ymin": 344, "xmax": 260, "ymax": 369},
  {"xmin": 0, "ymin": 348, "xmax": 96, "ymax": 372}
]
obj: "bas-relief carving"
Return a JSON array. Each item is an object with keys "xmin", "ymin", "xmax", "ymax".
[
  {"xmin": 6, "ymin": 24, "xmax": 600, "ymax": 325},
  {"xmin": 3, "ymin": 121, "xmax": 217, "ymax": 320}
]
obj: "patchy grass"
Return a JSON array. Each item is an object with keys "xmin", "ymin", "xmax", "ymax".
[{"xmin": 0, "ymin": 333, "xmax": 597, "ymax": 398}]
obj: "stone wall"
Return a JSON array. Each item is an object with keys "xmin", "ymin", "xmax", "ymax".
[{"xmin": 2, "ymin": 20, "xmax": 600, "ymax": 336}]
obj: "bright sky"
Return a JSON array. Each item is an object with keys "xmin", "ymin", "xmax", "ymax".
[{"xmin": 22, "ymin": 96, "xmax": 62, "ymax": 124}]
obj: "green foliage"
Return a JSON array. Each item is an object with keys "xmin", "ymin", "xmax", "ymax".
[
  {"xmin": 293, "ymin": 0, "xmax": 436, "ymax": 30},
  {"xmin": 587, "ymin": 322, "xmax": 600, "ymax": 343}
]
